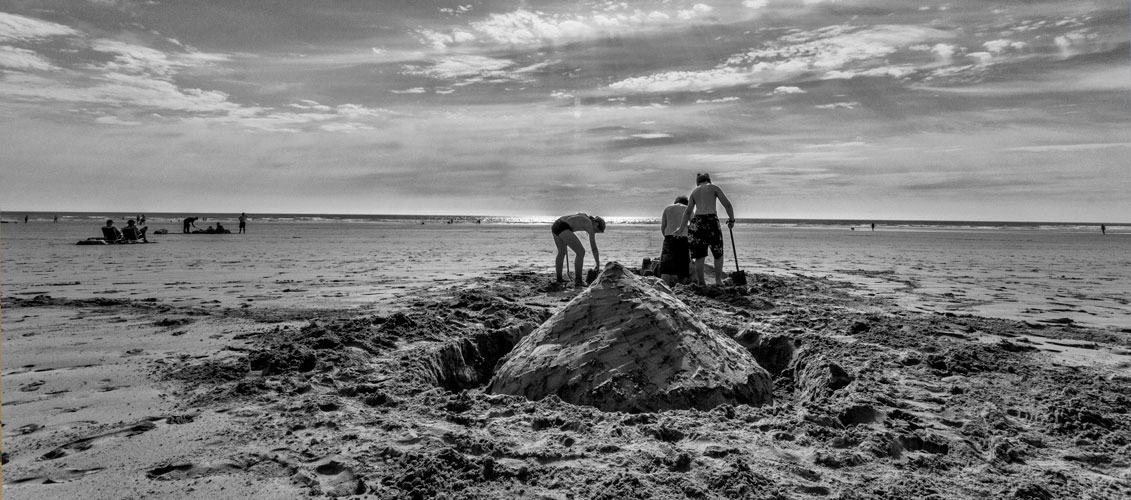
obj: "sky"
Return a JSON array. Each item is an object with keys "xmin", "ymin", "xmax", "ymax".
[{"xmin": 0, "ymin": 0, "xmax": 1128, "ymax": 221}]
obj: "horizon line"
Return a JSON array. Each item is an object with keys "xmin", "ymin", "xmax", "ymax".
[{"xmin": 2, "ymin": 211, "xmax": 1125, "ymax": 227}]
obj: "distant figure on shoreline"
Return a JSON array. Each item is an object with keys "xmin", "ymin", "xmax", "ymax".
[
  {"xmin": 24, "ymin": 214, "xmax": 28, "ymax": 223},
  {"xmin": 140, "ymin": 214, "xmax": 146, "ymax": 225},
  {"xmin": 660, "ymin": 195, "xmax": 691, "ymax": 286},
  {"xmin": 871, "ymin": 223, "xmax": 875, "ymax": 231},
  {"xmin": 53, "ymin": 214, "xmax": 58, "ymax": 223},
  {"xmin": 238, "ymin": 212, "xmax": 247, "ymax": 234},
  {"xmin": 677, "ymin": 172, "xmax": 735, "ymax": 286},
  {"xmin": 1101, "ymin": 224, "xmax": 1106, "ymax": 235},
  {"xmin": 183, "ymin": 217, "xmax": 199, "ymax": 233},
  {"xmin": 551, "ymin": 213, "xmax": 605, "ymax": 287}
]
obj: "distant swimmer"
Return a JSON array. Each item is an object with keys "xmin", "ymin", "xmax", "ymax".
[
  {"xmin": 551, "ymin": 213, "xmax": 605, "ymax": 287},
  {"xmin": 1101, "ymin": 224, "xmax": 1106, "ymax": 235},
  {"xmin": 183, "ymin": 217, "xmax": 199, "ymax": 233},
  {"xmin": 678, "ymin": 172, "xmax": 735, "ymax": 286}
]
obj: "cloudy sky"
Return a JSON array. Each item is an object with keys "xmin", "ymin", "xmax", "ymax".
[{"xmin": 1, "ymin": 0, "xmax": 1128, "ymax": 221}]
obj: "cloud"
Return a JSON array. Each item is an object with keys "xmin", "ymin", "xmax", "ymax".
[
  {"xmin": 1001, "ymin": 143, "xmax": 1131, "ymax": 153},
  {"xmin": 419, "ymin": 5, "xmax": 718, "ymax": 50},
  {"xmin": 608, "ymin": 24, "xmax": 952, "ymax": 93},
  {"xmin": 0, "ymin": 45, "xmax": 56, "ymax": 70},
  {"xmin": 0, "ymin": 12, "xmax": 79, "ymax": 41},
  {"xmin": 965, "ymin": 52, "xmax": 992, "ymax": 65},
  {"xmin": 402, "ymin": 55, "xmax": 514, "ymax": 80},
  {"xmin": 815, "ymin": 101, "xmax": 859, "ymax": 109},
  {"xmin": 695, "ymin": 96, "xmax": 741, "ymax": 103},
  {"xmin": 773, "ymin": 86, "xmax": 805, "ymax": 94},
  {"xmin": 742, "ymin": 0, "xmax": 769, "ymax": 9},
  {"xmin": 89, "ymin": 39, "xmax": 230, "ymax": 77},
  {"xmin": 983, "ymin": 39, "xmax": 1027, "ymax": 55}
]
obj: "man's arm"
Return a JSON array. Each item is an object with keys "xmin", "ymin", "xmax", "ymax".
[
  {"xmin": 589, "ymin": 232, "xmax": 600, "ymax": 269},
  {"xmin": 678, "ymin": 192, "xmax": 698, "ymax": 235},
  {"xmin": 716, "ymin": 186, "xmax": 735, "ymax": 226},
  {"xmin": 660, "ymin": 209, "xmax": 670, "ymax": 236}
]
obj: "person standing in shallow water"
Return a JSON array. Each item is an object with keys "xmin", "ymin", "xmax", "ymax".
[
  {"xmin": 1101, "ymin": 224, "xmax": 1106, "ymax": 235},
  {"xmin": 678, "ymin": 172, "xmax": 735, "ymax": 286},
  {"xmin": 551, "ymin": 213, "xmax": 604, "ymax": 286}
]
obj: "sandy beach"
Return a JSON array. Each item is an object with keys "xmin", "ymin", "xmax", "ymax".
[{"xmin": 3, "ymin": 220, "xmax": 1130, "ymax": 499}]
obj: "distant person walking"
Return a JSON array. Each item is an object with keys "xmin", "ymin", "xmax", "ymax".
[
  {"xmin": 871, "ymin": 223, "xmax": 875, "ymax": 231},
  {"xmin": 678, "ymin": 173, "xmax": 735, "ymax": 286},
  {"xmin": 53, "ymin": 214, "xmax": 58, "ymax": 223},
  {"xmin": 183, "ymin": 217, "xmax": 199, "ymax": 233},
  {"xmin": 1101, "ymin": 224, "xmax": 1106, "ymax": 235},
  {"xmin": 659, "ymin": 196, "xmax": 691, "ymax": 286},
  {"xmin": 238, "ymin": 212, "xmax": 247, "ymax": 234},
  {"xmin": 551, "ymin": 213, "xmax": 605, "ymax": 286},
  {"xmin": 24, "ymin": 214, "xmax": 28, "ymax": 223}
]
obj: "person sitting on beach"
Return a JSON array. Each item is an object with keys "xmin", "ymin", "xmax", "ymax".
[
  {"xmin": 101, "ymin": 219, "xmax": 124, "ymax": 243},
  {"xmin": 183, "ymin": 217, "xmax": 199, "ymax": 233},
  {"xmin": 678, "ymin": 172, "xmax": 735, "ymax": 286},
  {"xmin": 215, "ymin": 222, "xmax": 227, "ymax": 233},
  {"xmin": 551, "ymin": 213, "xmax": 605, "ymax": 286},
  {"xmin": 660, "ymin": 195, "xmax": 691, "ymax": 286},
  {"xmin": 121, "ymin": 219, "xmax": 148, "ymax": 243}
]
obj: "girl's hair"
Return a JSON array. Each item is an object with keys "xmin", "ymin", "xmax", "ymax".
[{"xmin": 696, "ymin": 172, "xmax": 711, "ymax": 184}]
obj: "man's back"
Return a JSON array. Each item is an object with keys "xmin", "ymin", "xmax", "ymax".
[
  {"xmin": 689, "ymin": 184, "xmax": 724, "ymax": 215},
  {"xmin": 661, "ymin": 204, "xmax": 686, "ymax": 236}
]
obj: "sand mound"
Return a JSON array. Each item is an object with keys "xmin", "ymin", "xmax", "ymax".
[{"xmin": 487, "ymin": 262, "xmax": 772, "ymax": 412}]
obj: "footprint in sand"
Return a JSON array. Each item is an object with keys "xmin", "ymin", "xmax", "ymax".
[
  {"xmin": 38, "ymin": 421, "xmax": 157, "ymax": 461},
  {"xmin": 147, "ymin": 461, "xmax": 244, "ymax": 480},
  {"xmin": 9, "ymin": 467, "xmax": 106, "ymax": 484},
  {"xmin": 19, "ymin": 380, "xmax": 46, "ymax": 392},
  {"xmin": 312, "ymin": 459, "xmax": 366, "ymax": 496}
]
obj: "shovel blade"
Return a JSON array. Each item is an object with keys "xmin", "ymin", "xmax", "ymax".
[{"xmin": 730, "ymin": 270, "xmax": 748, "ymax": 286}]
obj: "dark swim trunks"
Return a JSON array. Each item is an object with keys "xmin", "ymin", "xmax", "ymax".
[
  {"xmin": 688, "ymin": 214, "xmax": 723, "ymax": 259},
  {"xmin": 551, "ymin": 219, "xmax": 571, "ymax": 236},
  {"xmin": 660, "ymin": 235, "xmax": 690, "ymax": 277}
]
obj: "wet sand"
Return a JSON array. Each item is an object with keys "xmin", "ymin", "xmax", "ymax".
[{"xmin": 2, "ymin": 221, "xmax": 1129, "ymax": 498}]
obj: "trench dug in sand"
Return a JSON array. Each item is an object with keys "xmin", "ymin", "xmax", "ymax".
[{"xmin": 411, "ymin": 262, "xmax": 780, "ymax": 413}]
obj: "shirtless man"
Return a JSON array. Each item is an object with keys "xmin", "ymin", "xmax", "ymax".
[
  {"xmin": 678, "ymin": 173, "xmax": 735, "ymax": 286},
  {"xmin": 551, "ymin": 213, "xmax": 605, "ymax": 286},
  {"xmin": 659, "ymin": 196, "xmax": 691, "ymax": 286}
]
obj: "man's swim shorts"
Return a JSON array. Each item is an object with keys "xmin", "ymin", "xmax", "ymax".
[
  {"xmin": 688, "ymin": 214, "xmax": 723, "ymax": 259},
  {"xmin": 660, "ymin": 235, "xmax": 690, "ymax": 278}
]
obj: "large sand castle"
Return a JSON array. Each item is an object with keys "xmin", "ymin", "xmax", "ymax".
[{"xmin": 489, "ymin": 262, "xmax": 772, "ymax": 412}]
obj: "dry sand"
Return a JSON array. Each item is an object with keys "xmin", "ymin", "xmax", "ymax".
[{"xmin": 3, "ymin": 222, "xmax": 1130, "ymax": 499}]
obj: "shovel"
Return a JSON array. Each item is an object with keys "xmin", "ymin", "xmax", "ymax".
[{"xmin": 727, "ymin": 223, "xmax": 748, "ymax": 286}]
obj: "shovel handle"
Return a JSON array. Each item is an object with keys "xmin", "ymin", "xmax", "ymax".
[{"xmin": 728, "ymin": 224, "xmax": 741, "ymax": 273}]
